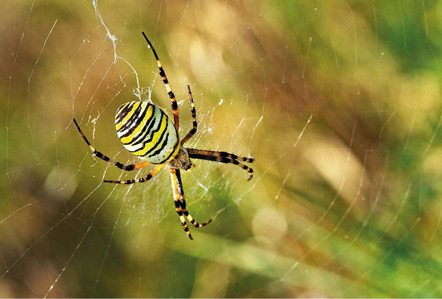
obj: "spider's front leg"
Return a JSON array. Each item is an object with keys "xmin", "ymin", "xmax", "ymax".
[
  {"xmin": 187, "ymin": 148, "xmax": 254, "ymax": 181},
  {"xmin": 170, "ymin": 168, "xmax": 212, "ymax": 240}
]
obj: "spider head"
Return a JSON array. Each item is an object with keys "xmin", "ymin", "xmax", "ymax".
[{"xmin": 168, "ymin": 146, "xmax": 192, "ymax": 171}]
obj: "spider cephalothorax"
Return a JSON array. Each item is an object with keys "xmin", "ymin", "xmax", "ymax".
[
  {"xmin": 73, "ymin": 32, "xmax": 254, "ymax": 240},
  {"xmin": 168, "ymin": 147, "xmax": 192, "ymax": 170}
]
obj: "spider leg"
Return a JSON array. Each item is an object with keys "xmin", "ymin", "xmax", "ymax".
[
  {"xmin": 187, "ymin": 148, "xmax": 254, "ymax": 181},
  {"xmin": 170, "ymin": 168, "xmax": 212, "ymax": 240},
  {"xmin": 180, "ymin": 85, "xmax": 197, "ymax": 145},
  {"xmin": 73, "ymin": 118, "xmax": 151, "ymax": 171},
  {"xmin": 103, "ymin": 163, "xmax": 165, "ymax": 184},
  {"xmin": 142, "ymin": 32, "xmax": 179, "ymax": 131}
]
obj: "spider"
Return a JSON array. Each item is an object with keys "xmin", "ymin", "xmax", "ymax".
[{"xmin": 73, "ymin": 32, "xmax": 254, "ymax": 240}]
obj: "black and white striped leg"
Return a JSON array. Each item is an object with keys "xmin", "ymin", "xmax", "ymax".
[
  {"xmin": 73, "ymin": 118, "xmax": 151, "ymax": 171},
  {"xmin": 142, "ymin": 32, "xmax": 180, "ymax": 130},
  {"xmin": 103, "ymin": 163, "xmax": 165, "ymax": 184},
  {"xmin": 170, "ymin": 168, "xmax": 212, "ymax": 240},
  {"xmin": 187, "ymin": 148, "xmax": 254, "ymax": 181},
  {"xmin": 181, "ymin": 85, "xmax": 198, "ymax": 145}
]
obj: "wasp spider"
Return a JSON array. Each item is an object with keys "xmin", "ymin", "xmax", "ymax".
[{"xmin": 73, "ymin": 32, "xmax": 254, "ymax": 240}]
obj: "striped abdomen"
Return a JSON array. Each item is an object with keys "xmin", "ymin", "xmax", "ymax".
[{"xmin": 115, "ymin": 101, "xmax": 179, "ymax": 164}]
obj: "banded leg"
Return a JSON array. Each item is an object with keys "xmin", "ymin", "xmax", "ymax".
[
  {"xmin": 142, "ymin": 32, "xmax": 180, "ymax": 130},
  {"xmin": 73, "ymin": 118, "xmax": 151, "ymax": 171},
  {"xmin": 181, "ymin": 85, "xmax": 198, "ymax": 145},
  {"xmin": 103, "ymin": 163, "xmax": 165, "ymax": 184},
  {"xmin": 187, "ymin": 148, "xmax": 254, "ymax": 181},
  {"xmin": 170, "ymin": 168, "xmax": 212, "ymax": 240}
]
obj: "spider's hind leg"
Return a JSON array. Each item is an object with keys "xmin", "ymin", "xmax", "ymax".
[
  {"xmin": 73, "ymin": 118, "xmax": 151, "ymax": 171},
  {"xmin": 142, "ymin": 32, "xmax": 180, "ymax": 130}
]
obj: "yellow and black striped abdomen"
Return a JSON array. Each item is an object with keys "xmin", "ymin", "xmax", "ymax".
[{"xmin": 115, "ymin": 101, "xmax": 179, "ymax": 164}]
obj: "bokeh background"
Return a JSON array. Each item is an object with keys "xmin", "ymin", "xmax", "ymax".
[{"xmin": 1, "ymin": 0, "xmax": 441, "ymax": 297}]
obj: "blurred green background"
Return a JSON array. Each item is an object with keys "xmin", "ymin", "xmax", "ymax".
[{"xmin": 1, "ymin": 0, "xmax": 441, "ymax": 297}]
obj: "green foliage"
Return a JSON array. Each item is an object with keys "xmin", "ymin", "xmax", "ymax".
[{"xmin": 0, "ymin": 0, "xmax": 441, "ymax": 297}]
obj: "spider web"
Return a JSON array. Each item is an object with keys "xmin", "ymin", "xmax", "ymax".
[{"xmin": 1, "ymin": 0, "xmax": 441, "ymax": 297}]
